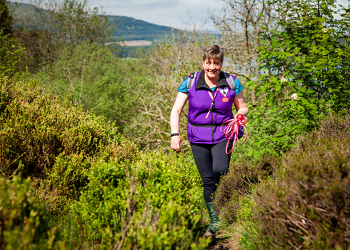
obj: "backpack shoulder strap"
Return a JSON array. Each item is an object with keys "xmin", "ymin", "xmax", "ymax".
[
  {"xmin": 225, "ymin": 72, "xmax": 236, "ymax": 91},
  {"xmin": 187, "ymin": 72, "xmax": 198, "ymax": 90}
]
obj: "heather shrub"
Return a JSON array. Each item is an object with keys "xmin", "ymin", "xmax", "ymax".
[
  {"xmin": 214, "ymin": 155, "xmax": 278, "ymax": 226},
  {"xmin": 0, "ymin": 76, "xmax": 137, "ymax": 203},
  {"xmin": 0, "ymin": 175, "xmax": 64, "ymax": 250},
  {"xmin": 251, "ymin": 115, "xmax": 350, "ymax": 249},
  {"xmin": 65, "ymin": 151, "xmax": 210, "ymax": 249},
  {"xmin": 0, "ymin": 76, "xmax": 210, "ymax": 248}
]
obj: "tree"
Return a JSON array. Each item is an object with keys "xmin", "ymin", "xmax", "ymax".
[
  {"xmin": 250, "ymin": 0, "xmax": 350, "ymax": 153},
  {"xmin": 208, "ymin": 0, "xmax": 278, "ymax": 104},
  {"xmin": 0, "ymin": 0, "xmax": 12, "ymax": 36},
  {"xmin": 0, "ymin": 1, "xmax": 25, "ymax": 78},
  {"xmin": 13, "ymin": 0, "xmax": 115, "ymax": 72}
]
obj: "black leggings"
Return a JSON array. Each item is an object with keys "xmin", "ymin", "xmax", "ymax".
[{"xmin": 191, "ymin": 140, "xmax": 232, "ymax": 203}]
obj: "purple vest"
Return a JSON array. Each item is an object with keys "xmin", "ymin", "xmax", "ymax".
[{"xmin": 187, "ymin": 70, "xmax": 239, "ymax": 144}]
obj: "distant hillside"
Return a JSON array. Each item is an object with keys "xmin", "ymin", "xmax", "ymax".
[
  {"xmin": 7, "ymin": 2, "xmax": 175, "ymax": 43},
  {"xmin": 7, "ymin": 2, "xmax": 38, "ymax": 18},
  {"xmin": 108, "ymin": 15, "xmax": 175, "ymax": 42}
]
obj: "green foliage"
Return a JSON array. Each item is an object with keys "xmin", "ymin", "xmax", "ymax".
[
  {"xmin": 35, "ymin": 42, "xmax": 153, "ymax": 135},
  {"xmin": 8, "ymin": 0, "xmax": 115, "ymax": 72},
  {"xmin": 66, "ymin": 152, "xmax": 209, "ymax": 249},
  {"xmin": 216, "ymin": 115, "xmax": 350, "ymax": 250},
  {"xmin": 0, "ymin": 29, "xmax": 26, "ymax": 78},
  {"xmin": 0, "ymin": 0, "xmax": 13, "ymax": 36},
  {"xmin": 0, "ymin": 175, "xmax": 64, "ymax": 249},
  {"xmin": 249, "ymin": 0, "xmax": 350, "ymax": 155},
  {"xmin": 144, "ymin": 29, "xmax": 216, "ymax": 80},
  {"xmin": 120, "ymin": 45, "xmax": 152, "ymax": 58},
  {"xmin": 0, "ymin": 76, "xmax": 139, "ymax": 204},
  {"xmin": 236, "ymin": 196, "xmax": 259, "ymax": 250},
  {"xmin": 212, "ymin": 156, "xmax": 275, "ymax": 249},
  {"xmin": 0, "ymin": 76, "xmax": 211, "ymax": 248},
  {"xmin": 229, "ymin": 104, "xmax": 303, "ymax": 161}
]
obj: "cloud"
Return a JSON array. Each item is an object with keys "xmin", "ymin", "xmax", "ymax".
[{"xmin": 97, "ymin": 0, "xmax": 224, "ymax": 28}]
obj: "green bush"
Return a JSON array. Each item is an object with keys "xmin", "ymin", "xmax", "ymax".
[
  {"xmin": 229, "ymin": 104, "xmax": 302, "ymax": 162},
  {"xmin": 0, "ymin": 28, "xmax": 26, "ymax": 78},
  {"xmin": 0, "ymin": 76, "xmax": 137, "ymax": 204},
  {"xmin": 0, "ymin": 175, "xmax": 64, "ymax": 250},
  {"xmin": 249, "ymin": 0, "xmax": 350, "ymax": 156},
  {"xmin": 66, "ymin": 151, "xmax": 209, "ymax": 249},
  {"xmin": 0, "ymin": 76, "xmax": 211, "ymax": 248},
  {"xmin": 35, "ymin": 42, "xmax": 153, "ymax": 135}
]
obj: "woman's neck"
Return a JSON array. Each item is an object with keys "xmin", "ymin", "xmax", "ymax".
[{"xmin": 205, "ymin": 74, "xmax": 220, "ymax": 88}]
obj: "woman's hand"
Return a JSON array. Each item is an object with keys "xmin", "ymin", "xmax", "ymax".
[{"xmin": 171, "ymin": 136, "xmax": 182, "ymax": 152}]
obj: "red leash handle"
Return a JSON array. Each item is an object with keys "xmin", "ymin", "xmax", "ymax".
[{"xmin": 220, "ymin": 114, "xmax": 248, "ymax": 154}]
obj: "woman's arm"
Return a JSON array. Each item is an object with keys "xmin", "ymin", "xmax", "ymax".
[
  {"xmin": 233, "ymin": 91, "xmax": 249, "ymax": 117},
  {"xmin": 170, "ymin": 92, "xmax": 188, "ymax": 152}
]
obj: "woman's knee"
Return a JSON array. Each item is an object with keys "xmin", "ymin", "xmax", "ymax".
[{"xmin": 202, "ymin": 176, "xmax": 216, "ymax": 188}]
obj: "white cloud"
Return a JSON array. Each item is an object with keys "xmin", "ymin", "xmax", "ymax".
[{"xmin": 96, "ymin": 0, "xmax": 225, "ymax": 29}]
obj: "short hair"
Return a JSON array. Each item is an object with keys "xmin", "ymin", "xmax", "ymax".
[{"xmin": 202, "ymin": 44, "xmax": 225, "ymax": 62}]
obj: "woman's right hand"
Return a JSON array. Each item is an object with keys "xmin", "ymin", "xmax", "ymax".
[{"xmin": 171, "ymin": 136, "xmax": 182, "ymax": 152}]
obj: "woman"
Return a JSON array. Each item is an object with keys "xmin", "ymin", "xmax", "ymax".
[{"xmin": 170, "ymin": 44, "xmax": 248, "ymax": 237}]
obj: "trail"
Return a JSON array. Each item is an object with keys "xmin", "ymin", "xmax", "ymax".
[{"xmin": 206, "ymin": 231, "xmax": 241, "ymax": 250}]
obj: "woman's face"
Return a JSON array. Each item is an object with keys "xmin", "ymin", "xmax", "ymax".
[{"xmin": 203, "ymin": 57, "xmax": 223, "ymax": 80}]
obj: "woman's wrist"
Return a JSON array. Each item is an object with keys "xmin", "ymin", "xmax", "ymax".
[
  {"xmin": 236, "ymin": 107, "xmax": 248, "ymax": 116},
  {"xmin": 171, "ymin": 133, "xmax": 180, "ymax": 137}
]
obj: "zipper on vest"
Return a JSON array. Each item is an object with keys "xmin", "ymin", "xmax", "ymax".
[{"xmin": 211, "ymin": 110, "xmax": 214, "ymax": 144}]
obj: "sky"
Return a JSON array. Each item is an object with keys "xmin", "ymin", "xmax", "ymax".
[
  {"xmin": 94, "ymin": 0, "xmax": 226, "ymax": 29},
  {"xmin": 14, "ymin": 0, "xmax": 350, "ymax": 30}
]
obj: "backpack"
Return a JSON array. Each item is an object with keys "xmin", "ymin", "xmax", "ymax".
[{"xmin": 186, "ymin": 71, "xmax": 236, "ymax": 91}]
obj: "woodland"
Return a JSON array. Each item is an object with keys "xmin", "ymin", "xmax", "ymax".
[{"xmin": 0, "ymin": 0, "xmax": 350, "ymax": 249}]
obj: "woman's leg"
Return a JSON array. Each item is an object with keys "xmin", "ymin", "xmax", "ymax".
[
  {"xmin": 191, "ymin": 141, "xmax": 232, "ymax": 236},
  {"xmin": 190, "ymin": 143, "xmax": 215, "ymax": 203},
  {"xmin": 211, "ymin": 139, "xmax": 232, "ymax": 187}
]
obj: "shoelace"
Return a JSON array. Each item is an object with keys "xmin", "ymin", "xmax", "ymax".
[{"xmin": 220, "ymin": 114, "xmax": 248, "ymax": 154}]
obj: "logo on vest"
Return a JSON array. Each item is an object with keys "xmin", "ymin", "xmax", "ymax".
[
  {"xmin": 219, "ymin": 87, "xmax": 229, "ymax": 102},
  {"xmin": 219, "ymin": 87, "xmax": 228, "ymax": 96}
]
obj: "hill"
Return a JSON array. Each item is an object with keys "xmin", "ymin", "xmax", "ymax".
[
  {"xmin": 7, "ymin": 2, "xmax": 175, "ymax": 43},
  {"xmin": 108, "ymin": 15, "xmax": 175, "ymax": 42}
]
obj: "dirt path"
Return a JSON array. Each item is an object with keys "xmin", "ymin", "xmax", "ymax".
[{"xmin": 206, "ymin": 231, "xmax": 241, "ymax": 250}]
